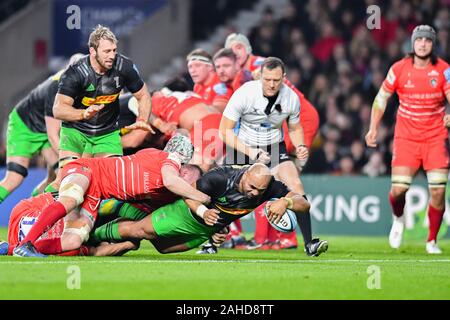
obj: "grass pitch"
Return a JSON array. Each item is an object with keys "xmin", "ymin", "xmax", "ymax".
[{"xmin": 0, "ymin": 228, "xmax": 449, "ymax": 300}]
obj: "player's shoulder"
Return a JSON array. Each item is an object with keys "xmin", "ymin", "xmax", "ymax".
[
  {"xmin": 61, "ymin": 55, "xmax": 90, "ymax": 82},
  {"xmin": 435, "ymin": 58, "xmax": 450, "ymax": 70},
  {"xmin": 390, "ymin": 57, "xmax": 412, "ymax": 72},
  {"xmin": 115, "ymin": 53, "xmax": 139, "ymax": 73}
]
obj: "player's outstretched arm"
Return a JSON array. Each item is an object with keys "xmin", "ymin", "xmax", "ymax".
[{"xmin": 161, "ymin": 164, "xmax": 211, "ymax": 204}]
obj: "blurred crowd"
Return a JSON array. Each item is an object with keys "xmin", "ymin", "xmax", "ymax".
[
  {"xmin": 2, "ymin": 0, "xmax": 449, "ymax": 177},
  {"xmin": 236, "ymin": 0, "xmax": 450, "ymax": 176}
]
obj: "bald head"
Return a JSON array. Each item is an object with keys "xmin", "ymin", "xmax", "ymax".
[{"xmin": 240, "ymin": 164, "xmax": 272, "ymax": 199}]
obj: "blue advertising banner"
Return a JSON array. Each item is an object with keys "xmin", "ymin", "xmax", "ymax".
[{"xmin": 52, "ymin": 0, "xmax": 167, "ymax": 57}]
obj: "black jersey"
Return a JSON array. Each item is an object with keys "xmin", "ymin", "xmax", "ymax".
[
  {"xmin": 195, "ymin": 165, "xmax": 290, "ymax": 229},
  {"xmin": 57, "ymin": 54, "xmax": 144, "ymax": 136},
  {"xmin": 15, "ymin": 70, "xmax": 62, "ymax": 133}
]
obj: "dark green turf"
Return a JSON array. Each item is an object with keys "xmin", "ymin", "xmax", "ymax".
[{"xmin": 0, "ymin": 228, "xmax": 448, "ymax": 299}]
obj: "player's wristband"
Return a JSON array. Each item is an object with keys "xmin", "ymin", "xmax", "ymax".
[
  {"xmin": 297, "ymin": 144, "xmax": 307, "ymax": 149},
  {"xmin": 196, "ymin": 205, "xmax": 209, "ymax": 218},
  {"xmin": 282, "ymin": 197, "xmax": 294, "ymax": 209}
]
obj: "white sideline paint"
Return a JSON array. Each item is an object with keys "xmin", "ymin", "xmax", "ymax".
[{"xmin": 0, "ymin": 259, "xmax": 449, "ymax": 265}]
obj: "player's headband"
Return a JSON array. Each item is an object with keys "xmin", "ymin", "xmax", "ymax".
[{"xmin": 187, "ymin": 55, "xmax": 213, "ymax": 65}]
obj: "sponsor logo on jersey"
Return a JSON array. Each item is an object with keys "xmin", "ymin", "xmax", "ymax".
[
  {"xmin": 86, "ymin": 83, "xmax": 95, "ymax": 91},
  {"xmin": 214, "ymin": 203, "xmax": 253, "ymax": 215},
  {"xmin": 427, "ymin": 70, "xmax": 439, "ymax": 76},
  {"xmin": 444, "ymin": 67, "xmax": 450, "ymax": 84},
  {"xmin": 404, "ymin": 79, "xmax": 415, "ymax": 88},
  {"xmin": 217, "ymin": 196, "xmax": 227, "ymax": 203},
  {"xmin": 213, "ymin": 83, "xmax": 228, "ymax": 95},
  {"xmin": 430, "ymin": 78, "xmax": 437, "ymax": 88},
  {"xmin": 81, "ymin": 93, "xmax": 120, "ymax": 106}
]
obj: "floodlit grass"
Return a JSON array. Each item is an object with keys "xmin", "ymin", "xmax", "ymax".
[{"xmin": 0, "ymin": 228, "xmax": 449, "ymax": 300}]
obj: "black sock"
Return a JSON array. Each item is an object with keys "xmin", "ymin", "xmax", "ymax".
[{"xmin": 298, "ymin": 195, "xmax": 312, "ymax": 246}]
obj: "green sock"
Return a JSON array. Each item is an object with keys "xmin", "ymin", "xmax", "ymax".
[
  {"xmin": 0, "ymin": 186, "xmax": 10, "ymax": 203},
  {"xmin": 31, "ymin": 186, "xmax": 40, "ymax": 197},
  {"xmin": 44, "ymin": 184, "xmax": 57, "ymax": 193},
  {"xmin": 94, "ymin": 219, "xmax": 123, "ymax": 242},
  {"xmin": 118, "ymin": 203, "xmax": 147, "ymax": 220}
]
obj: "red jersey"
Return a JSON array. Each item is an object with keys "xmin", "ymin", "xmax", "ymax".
[
  {"xmin": 244, "ymin": 54, "xmax": 266, "ymax": 72},
  {"xmin": 382, "ymin": 57, "xmax": 450, "ymax": 141},
  {"xmin": 194, "ymin": 72, "xmax": 234, "ymax": 107},
  {"xmin": 7, "ymin": 193, "xmax": 64, "ymax": 254},
  {"xmin": 152, "ymin": 91, "xmax": 207, "ymax": 124},
  {"xmin": 68, "ymin": 148, "xmax": 180, "ymax": 202}
]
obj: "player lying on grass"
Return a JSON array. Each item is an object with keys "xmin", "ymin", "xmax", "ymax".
[
  {"xmin": 91, "ymin": 163, "xmax": 328, "ymax": 256},
  {"xmin": 0, "ymin": 192, "xmax": 139, "ymax": 256},
  {"xmin": 13, "ymin": 135, "xmax": 211, "ymax": 257}
]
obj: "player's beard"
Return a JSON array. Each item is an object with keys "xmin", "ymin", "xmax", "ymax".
[{"xmin": 95, "ymin": 53, "xmax": 113, "ymax": 71}]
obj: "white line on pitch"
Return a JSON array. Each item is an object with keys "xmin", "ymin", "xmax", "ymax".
[{"xmin": 0, "ymin": 259, "xmax": 449, "ymax": 264}]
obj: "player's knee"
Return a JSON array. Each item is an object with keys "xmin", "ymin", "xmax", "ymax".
[
  {"xmin": 429, "ymin": 187, "xmax": 446, "ymax": 201},
  {"xmin": 427, "ymin": 171, "xmax": 447, "ymax": 191},
  {"xmin": 391, "ymin": 175, "xmax": 412, "ymax": 197},
  {"xmin": 61, "ymin": 232, "xmax": 85, "ymax": 251}
]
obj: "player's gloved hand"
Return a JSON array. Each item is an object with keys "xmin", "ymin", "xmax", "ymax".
[
  {"xmin": 266, "ymin": 199, "xmax": 288, "ymax": 224},
  {"xmin": 252, "ymin": 149, "xmax": 270, "ymax": 164},
  {"xmin": 444, "ymin": 115, "xmax": 450, "ymax": 128},
  {"xmin": 296, "ymin": 144, "xmax": 309, "ymax": 168},
  {"xmin": 125, "ymin": 118, "xmax": 156, "ymax": 134},
  {"xmin": 211, "ymin": 227, "xmax": 229, "ymax": 246},
  {"xmin": 82, "ymin": 104, "xmax": 105, "ymax": 120},
  {"xmin": 365, "ymin": 129, "xmax": 378, "ymax": 147},
  {"xmin": 203, "ymin": 208, "xmax": 220, "ymax": 226}
]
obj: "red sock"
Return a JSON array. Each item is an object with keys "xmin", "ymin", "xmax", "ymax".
[
  {"xmin": 34, "ymin": 238, "xmax": 63, "ymax": 254},
  {"xmin": 267, "ymin": 225, "xmax": 278, "ymax": 243},
  {"xmin": 57, "ymin": 246, "xmax": 90, "ymax": 256},
  {"xmin": 279, "ymin": 230, "xmax": 298, "ymax": 245},
  {"xmin": 254, "ymin": 202, "xmax": 269, "ymax": 244},
  {"xmin": 389, "ymin": 192, "xmax": 405, "ymax": 217},
  {"xmin": 20, "ymin": 201, "xmax": 67, "ymax": 245},
  {"xmin": 427, "ymin": 204, "xmax": 445, "ymax": 242}
]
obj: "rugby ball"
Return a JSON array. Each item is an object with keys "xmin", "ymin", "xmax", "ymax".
[{"xmin": 264, "ymin": 198, "xmax": 298, "ymax": 233}]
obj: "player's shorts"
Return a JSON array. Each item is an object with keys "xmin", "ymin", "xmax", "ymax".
[
  {"xmin": 60, "ymin": 127, "xmax": 123, "ymax": 156},
  {"xmin": 392, "ymin": 137, "xmax": 450, "ymax": 171},
  {"xmin": 60, "ymin": 161, "xmax": 100, "ymax": 223},
  {"xmin": 6, "ymin": 109, "xmax": 51, "ymax": 158},
  {"xmin": 190, "ymin": 113, "xmax": 225, "ymax": 161},
  {"xmin": 151, "ymin": 199, "xmax": 215, "ymax": 249},
  {"xmin": 283, "ymin": 101, "xmax": 320, "ymax": 153},
  {"xmin": 225, "ymin": 141, "xmax": 291, "ymax": 169},
  {"xmin": 7, "ymin": 193, "xmax": 61, "ymax": 255}
]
